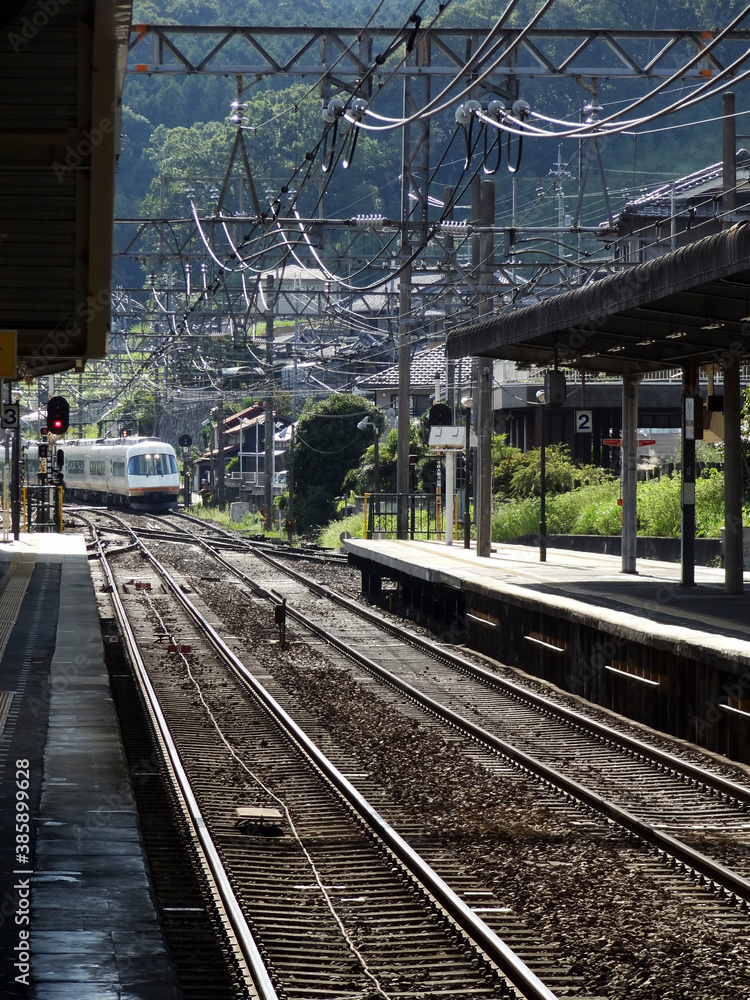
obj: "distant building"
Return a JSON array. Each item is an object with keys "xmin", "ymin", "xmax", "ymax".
[
  {"xmin": 192, "ymin": 402, "xmax": 291, "ymax": 500},
  {"xmin": 607, "ymin": 148, "xmax": 750, "ymax": 262},
  {"xmin": 355, "ymin": 346, "xmax": 475, "ymax": 421}
]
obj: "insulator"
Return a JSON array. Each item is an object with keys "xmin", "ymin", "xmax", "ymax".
[
  {"xmin": 351, "ymin": 97, "xmax": 368, "ymax": 115},
  {"xmin": 454, "ymin": 103, "xmax": 472, "ymax": 125},
  {"xmin": 354, "ymin": 214, "xmax": 385, "ymax": 231},
  {"xmin": 328, "ymin": 97, "xmax": 345, "ymax": 116},
  {"xmin": 487, "ymin": 99, "xmax": 505, "ymax": 117},
  {"xmin": 464, "ymin": 99, "xmax": 482, "ymax": 115},
  {"xmin": 512, "ymin": 99, "xmax": 531, "ymax": 119},
  {"xmin": 439, "ymin": 220, "xmax": 470, "ymax": 235}
]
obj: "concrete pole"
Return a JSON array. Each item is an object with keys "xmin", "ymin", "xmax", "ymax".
[
  {"xmin": 396, "ymin": 261, "xmax": 412, "ymax": 539},
  {"xmin": 264, "ymin": 275, "xmax": 274, "ymax": 530},
  {"xmin": 287, "ymin": 322, "xmax": 298, "ymax": 535},
  {"xmin": 680, "ymin": 362, "xmax": 697, "ymax": 587},
  {"xmin": 445, "ymin": 449, "xmax": 455, "ymax": 545},
  {"xmin": 475, "ymin": 180, "xmax": 495, "ymax": 558},
  {"xmin": 477, "ymin": 362, "xmax": 493, "ymax": 557},
  {"xmin": 463, "ymin": 399, "xmax": 472, "ymax": 548},
  {"xmin": 216, "ymin": 394, "xmax": 226, "ymax": 511},
  {"xmin": 724, "ymin": 356, "xmax": 744, "ymax": 593},
  {"xmin": 539, "ymin": 404, "xmax": 547, "ymax": 562},
  {"xmin": 621, "ymin": 375, "xmax": 640, "ymax": 574},
  {"xmin": 723, "ymin": 91, "xmax": 737, "ymax": 222}
]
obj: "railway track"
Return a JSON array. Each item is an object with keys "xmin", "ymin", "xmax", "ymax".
[
  {"xmin": 154, "ymin": 515, "xmax": 750, "ymax": 907},
  {"xmin": 77, "ymin": 508, "xmax": 598, "ymax": 1000}
]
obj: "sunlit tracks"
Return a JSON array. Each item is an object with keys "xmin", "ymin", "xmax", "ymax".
[
  {"xmin": 75, "ymin": 508, "xmax": 586, "ymax": 1000},
  {"xmin": 160, "ymin": 512, "xmax": 750, "ymax": 918}
]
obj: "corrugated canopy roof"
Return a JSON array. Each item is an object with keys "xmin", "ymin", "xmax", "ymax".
[
  {"xmin": 446, "ymin": 224, "xmax": 750, "ymax": 375},
  {"xmin": 0, "ymin": 0, "xmax": 133, "ymax": 377}
]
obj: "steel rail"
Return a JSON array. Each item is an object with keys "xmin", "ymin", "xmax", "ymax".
[
  {"xmin": 83, "ymin": 514, "xmax": 281, "ymax": 1000},
  {"xmin": 284, "ymin": 599, "xmax": 750, "ymax": 906},
  {"xmin": 259, "ymin": 541, "xmax": 750, "ymax": 808},
  {"xmin": 174, "ymin": 512, "xmax": 750, "ymax": 808},
  {"xmin": 116, "ymin": 517, "xmax": 561, "ymax": 1000},
  {"xmin": 167, "ymin": 512, "xmax": 750, "ymax": 907}
]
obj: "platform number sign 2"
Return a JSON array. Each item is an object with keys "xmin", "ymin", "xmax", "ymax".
[{"xmin": 575, "ymin": 409, "xmax": 593, "ymax": 434}]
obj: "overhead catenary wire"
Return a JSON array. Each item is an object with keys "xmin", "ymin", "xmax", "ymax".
[
  {"xmin": 112, "ymin": 13, "xmax": 750, "ymax": 403},
  {"xmin": 342, "ymin": 0, "xmax": 557, "ymax": 133}
]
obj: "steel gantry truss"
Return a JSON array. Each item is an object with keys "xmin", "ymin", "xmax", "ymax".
[{"xmin": 128, "ymin": 24, "xmax": 747, "ymax": 86}]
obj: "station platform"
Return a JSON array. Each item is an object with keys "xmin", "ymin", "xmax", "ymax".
[
  {"xmin": 0, "ymin": 533, "xmax": 180, "ymax": 999},
  {"xmin": 344, "ymin": 538, "xmax": 750, "ymax": 764}
]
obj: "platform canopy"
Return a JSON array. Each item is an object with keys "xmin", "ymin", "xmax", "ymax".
[
  {"xmin": 445, "ymin": 224, "xmax": 750, "ymax": 374},
  {"xmin": 0, "ymin": 0, "xmax": 132, "ymax": 378}
]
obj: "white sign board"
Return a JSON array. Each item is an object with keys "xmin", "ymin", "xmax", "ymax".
[
  {"xmin": 1, "ymin": 402, "xmax": 19, "ymax": 429},
  {"xmin": 575, "ymin": 409, "xmax": 593, "ymax": 433},
  {"xmin": 428, "ymin": 425, "xmax": 478, "ymax": 450}
]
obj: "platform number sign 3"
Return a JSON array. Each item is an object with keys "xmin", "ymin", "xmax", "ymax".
[
  {"xmin": 1, "ymin": 402, "xmax": 19, "ymax": 429},
  {"xmin": 575, "ymin": 409, "xmax": 593, "ymax": 434}
]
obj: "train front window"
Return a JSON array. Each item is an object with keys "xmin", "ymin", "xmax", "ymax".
[{"xmin": 128, "ymin": 453, "xmax": 178, "ymax": 477}]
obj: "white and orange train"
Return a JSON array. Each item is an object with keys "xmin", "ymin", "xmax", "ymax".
[{"xmin": 25, "ymin": 437, "xmax": 181, "ymax": 511}]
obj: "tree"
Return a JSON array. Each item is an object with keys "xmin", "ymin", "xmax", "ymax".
[
  {"xmin": 293, "ymin": 393, "xmax": 373, "ymax": 532},
  {"xmin": 342, "ymin": 418, "xmax": 433, "ymax": 495}
]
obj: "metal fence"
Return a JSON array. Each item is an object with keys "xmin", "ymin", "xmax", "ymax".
[{"xmin": 363, "ymin": 492, "xmax": 462, "ymax": 541}]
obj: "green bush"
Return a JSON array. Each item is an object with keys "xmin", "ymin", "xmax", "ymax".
[
  {"xmin": 637, "ymin": 475, "xmax": 682, "ymax": 537},
  {"xmin": 695, "ymin": 468, "xmax": 726, "ymax": 537},
  {"xmin": 547, "ymin": 482, "xmax": 622, "ymax": 535}
]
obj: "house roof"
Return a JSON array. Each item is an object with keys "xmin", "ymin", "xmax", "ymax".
[
  {"xmin": 622, "ymin": 149, "xmax": 750, "ymax": 214},
  {"xmin": 223, "ymin": 403, "xmax": 264, "ymax": 428},
  {"xmin": 356, "ymin": 346, "xmax": 474, "ymax": 391}
]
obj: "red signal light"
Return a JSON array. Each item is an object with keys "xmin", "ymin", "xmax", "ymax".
[{"xmin": 46, "ymin": 396, "xmax": 69, "ymax": 435}]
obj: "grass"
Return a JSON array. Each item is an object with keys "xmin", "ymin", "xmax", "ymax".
[
  {"xmin": 195, "ymin": 469, "xmax": 738, "ymax": 549},
  {"xmin": 317, "ymin": 512, "xmax": 365, "ymax": 548},
  {"xmin": 186, "ymin": 503, "xmax": 293, "ymax": 540}
]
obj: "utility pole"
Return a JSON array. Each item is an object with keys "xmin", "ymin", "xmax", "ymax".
[
  {"xmin": 396, "ymin": 41, "xmax": 430, "ymax": 540},
  {"xmin": 286, "ymin": 317, "xmax": 298, "ymax": 542},
  {"xmin": 621, "ymin": 375, "xmax": 640, "ymax": 574},
  {"xmin": 264, "ymin": 273, "xmax": 274, "ymax": 531},
  {"xmin": 476, "ymin": 179, "xmax": 495, "ymax": 558},
  {"xmin": 681, "ymin": 361, "xmax": 698, "ymax": 586},
  {"xmin": 216, "ymin": 390, "xmax": 225, "ymax": 511},
  {"xmin": 723, "ymin": 91, "xmax": 737, "ymax": 221},
  {"xmin": 722, "ymin": 92, "xmax": 743, "ymax": 594},
  {"xmin": 397, "ymin": 261, "xmax": 412, "ymax": 539}
]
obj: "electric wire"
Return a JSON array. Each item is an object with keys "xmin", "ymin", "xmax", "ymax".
[{"xmin": 344, "ymin": 0, "xmax": 557, "ymax": 132}]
